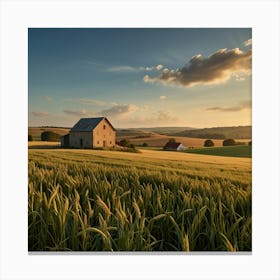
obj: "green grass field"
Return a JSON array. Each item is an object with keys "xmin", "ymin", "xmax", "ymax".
[
  {"xmin": 28, "ymin": 148, "xmax": 251, "ymax": 251},
  {"xmin": 185, "ymin": 145, "xmax": 252, "ymax": 158}
]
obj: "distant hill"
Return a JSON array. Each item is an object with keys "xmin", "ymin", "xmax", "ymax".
[
  {"xmin": 173, "ymin": 126, "xmax": 252, "ymax": 139},
  {"xmin": 119, "ymin": 127, "xmax": 196, "ymax": 135}
]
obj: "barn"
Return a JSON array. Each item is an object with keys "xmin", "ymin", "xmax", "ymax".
[
  {"xmin": 61, "ymin": 117, "xmax": 116, "ymax": 148},
  {"xmin": 163, "ymin": 141, "xmax": 185, "ymax": 151}
]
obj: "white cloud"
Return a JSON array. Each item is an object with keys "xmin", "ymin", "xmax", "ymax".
[
  {"xmin": 156, "ymin": 64, "xmax": 164, "ymax": 70},
  {"xmin": 160, "ymin": 95, "xmax": 166, "ymax": 100},
  {"xmin": 143, "ymin": 48, "xmax": 252, "ymax": 88},
  {"xmin": 244, "ymin": 38, "xmax": 252, "ymax": 47}
]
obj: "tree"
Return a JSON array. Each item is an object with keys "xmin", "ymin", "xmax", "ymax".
[
  {"xmin": 169, "ymin": 138, "xmax": 176, "ymax": 143},
  {"xmin": 142, "ymin": 142, "xmax": 148, "ymax": 147},
  {"xmin": 248, "ymin": 141, "xmax": 252, "ymax": 146},
  {"xmin": 118, "ymin": 139, "xmax": 130, "ymax": 147},
  {"xmin": 41, "ymin": 131, "xmax": 60, "ymax": 142},
  {"xmin": 204, "ymin": 139, "xmax": 214, "ymax": 147},
  {"xmin": 223, "ymin": 138, "xmax": 236, "ymax": 146},
  {"xmin": 28, "ymin": 134, "xmax": 33, "ymax": 141}
]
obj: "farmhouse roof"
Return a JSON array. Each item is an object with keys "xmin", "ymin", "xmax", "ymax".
[
  {"xmin": 164, "ymin": 142, "xmax": 182, "ymax": 149},
  {"xmin": 70, "ymin": 117, "xmax": 116, "ymax": 132}
]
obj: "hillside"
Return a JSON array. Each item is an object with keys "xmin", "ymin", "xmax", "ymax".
[{"xmin": 173, "ymin": 126, "xmax": 252, "ymax": 139}]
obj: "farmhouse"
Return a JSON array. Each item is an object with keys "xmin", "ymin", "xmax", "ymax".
[
  {"xmin": 61, "ymin": 117, "xmax": 116, "ymax": 148},
  {"xmin": 163, "ymin": 141, "xmax": 185, "ymax": 151}
]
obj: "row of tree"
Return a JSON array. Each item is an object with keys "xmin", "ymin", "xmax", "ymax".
[
  {"xmin": 28, "ymin": 131, "xmax": 61, "ymax": 142},
  {"xmin": 204, "ymin": 139, "xmax": 252, "ymax": 147}
]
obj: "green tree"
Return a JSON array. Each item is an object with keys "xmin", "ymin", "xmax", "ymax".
[
  {"xmin": 119, "ymin": 139, "xmax": 130, "ymax": 147},
  {"xmin": 142, "ymin": 142, "xmax": 148, "ymax": 147},
  {"xmin": 204, "ymin": 139, "xmax": 214, "ymax": 147},
  {"xmin": 28, "ymin": 134, "xmax": 33, "ymax": 141},
  {"xmin": 169, "ymin": 138, "xmax": 176, "ymax": 143},
  {"xmin": 223, "ymin": 139, "xmax": 236, "ymax": 146},
  {"xmin": 41, "ymin": 131, "xmax": 60, "ymax": 142}
]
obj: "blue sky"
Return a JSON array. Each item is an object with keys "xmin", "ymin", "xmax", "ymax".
[{"xmin": 28, "ymin": 28, "xmax": 252, "ymax": 128}]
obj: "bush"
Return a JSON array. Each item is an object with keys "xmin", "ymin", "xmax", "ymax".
[
  {"xmin": 142, "ymin": 142, "xmax": 148, "ymax": 147},
  {"xmin": 41, "ymin": 131, "xmax": 60, "ymax": 142},
  {"xmin": 204, "ymin": 139, "xmax": 214, "ymax": 147},
  {"xmin": 128, "ymin": 143, "xmax": 135, "ymax": 149},
  {"xmin": 169, "ymin": 138, "xmax": 176, "ymax": 143},
  {"xmin": 223, "ymin": 138, "xmax": 236, "ymax": 146},
  {"xmin": 28, "ymin": 134, "xmax": 33, "ymax": 141},
  {"xmin": 248, "ymin": 141, "xmax": 252, "ymax": 146},
  {"xmin": 118, "ymin": 139, "xmax": 130, "ymax": 147}
]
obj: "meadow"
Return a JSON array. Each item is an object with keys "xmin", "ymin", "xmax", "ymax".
[
  {"xmin": 28, "ymin": 148, "xmax": 252, "ymax": 251},
  {"xmin": 185, "ymin": 145, "xmax": 252, "ymax": 158}
]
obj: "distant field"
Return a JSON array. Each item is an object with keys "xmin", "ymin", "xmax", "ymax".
[
  {"xmin": 28, "ymin": 148, "xmax": 251, "ymax": 251},
  {"xmin": 29, "ymin": 127, "xmax": 251, "ymax": 148},
  {"xmin": 185, "ymin": 145, "xmax": 252, "ymax": 158}
]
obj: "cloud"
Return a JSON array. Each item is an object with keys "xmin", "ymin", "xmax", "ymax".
[
  {"xmin": 156, "ymin": 64, "xmax": 164, "ymax": 70},
  {"xmin": 32, "ymin": 111, "xmax": 49, "ymax": 117},
  {"xmin": 143, "ymin": 48, "xmax": 252, "ymax": 87},
  {"xmin": 63, "ymin": 109, "xmax": 90, "ymax": 117},
  {"xmin": 107, "ymin": 65, "xmax": 138, "ymax": 72},
  {"xmin": 160, "ymin": 95, "xmax": 167, "ymax": 100},
  {"xmin": 65, "ymin": 98, "xmax": 107, "ymax": 106},
  {"xmin": 244, "ymin": 38, "xmax": 252, "ymax": 47},
  {"xmin": 206, "ymin": 100, "xmax": 251, "ymax": 112},
  {"xmin": 97, "ymin": 104, "xmax": 138, "ymax": 116}
]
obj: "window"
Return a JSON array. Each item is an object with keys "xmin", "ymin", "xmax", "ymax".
[
  {"xmin": 97, "ymin": 141, "xmax": 99, "ymax": 144},
  {"xmin": 103, "ymin": 125, "xmax": 106, "ymax": 129}
]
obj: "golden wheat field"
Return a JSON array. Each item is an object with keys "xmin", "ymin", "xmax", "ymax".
[{"xmin": 28, "ymin": 148, "xmax": 251, "ymax": 251}]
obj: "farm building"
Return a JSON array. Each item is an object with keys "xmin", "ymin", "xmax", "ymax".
[
  {"xmin": 163, "ymin": 141, "xmax": 185, "ymax": 151},
  {"xmin": 61, "ymin": 117, "xmax": 116, "ymax": 148}
]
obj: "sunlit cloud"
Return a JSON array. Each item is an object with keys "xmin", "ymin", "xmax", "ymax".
[
  {"xmin": 63, "ymin": 109, "xmax": 90, "ymax": 117},
  {"xmin": 206, "ymin": 100, "xmax": 251, "ymax": 112},
  {"xmin": 64, "ymin": 98, "xmax": 107, "ymax": 106},
  {"xmin": 32, "ymin": 111, "xmax": 49, "ymax": 117},
  {"xmin": 244, "ymin": 38, "xmax": 252, "ymax": 47},
  {"xmin": 143, "ymin": 48, "xmax": 252, "ymax": 88},
  {"xmin": 97, "ymin": 104, "xmax": 138, "ymax": 116},
  {"xmin": 160, "ymin": 95, "xmax": 167, "ymax": 100}
]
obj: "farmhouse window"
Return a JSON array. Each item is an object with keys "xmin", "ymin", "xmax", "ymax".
[{"xmin": 103, "ymin": 125, "xmax": 106, "ymax": 129}]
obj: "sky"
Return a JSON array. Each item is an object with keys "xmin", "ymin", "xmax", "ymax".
[{"xmin": 28, "ymin": 28, "xmax": 252, "ymax": 128}]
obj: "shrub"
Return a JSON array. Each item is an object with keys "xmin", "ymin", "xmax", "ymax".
[
  {"xmin": 248, "ymin": 141, "xmax": 252, "ymax": 146},
  {"xmin": 28, "ymin": 134, "xmax": 33, "ymax": 141},
  {"xmin": 128, "ymin": 143, "xmax": 135, "ymax": 149},
  {"xmin": 169, "ymin": 138, "xmax": 176, "ymax": 143},
  {"xmin": 223, "ymin": 139, "xmax": 236, "ymax": 146},
  {"xmin": 118, "ymin": 139, "xmax": 130, "ymax": 147},
  {"xmin": 142, "ymin": 142, "xmax": 148, "ymax": 147},
  {"xmin": 204, "ymin": 139, "xmax": 214, "ymax": 147},
  {"xmin": 41, "ymin": 131, "xmax": 60, "ymax": 142}
]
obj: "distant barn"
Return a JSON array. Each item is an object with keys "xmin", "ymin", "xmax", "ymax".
[
  {"xmin": 163, "ymin": 141, "xmax": 185, "ymax": 151},
  {"xmin": 61, "ymin": 117, "xmax": 116, "ymax": 148}
]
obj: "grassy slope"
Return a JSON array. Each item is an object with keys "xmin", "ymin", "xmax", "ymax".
[
  {"xmin": 185, "ymin": 145, "xmax": 252, "ymax": 158},
  {"xmin": 28, "ymin": 148, "xmax": 251, "ymax": 251}
]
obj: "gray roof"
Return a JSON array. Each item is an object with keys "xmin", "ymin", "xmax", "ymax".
[{"xmin": 70, "ymin": 117, "xmax": 115, "ymax": 132}]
